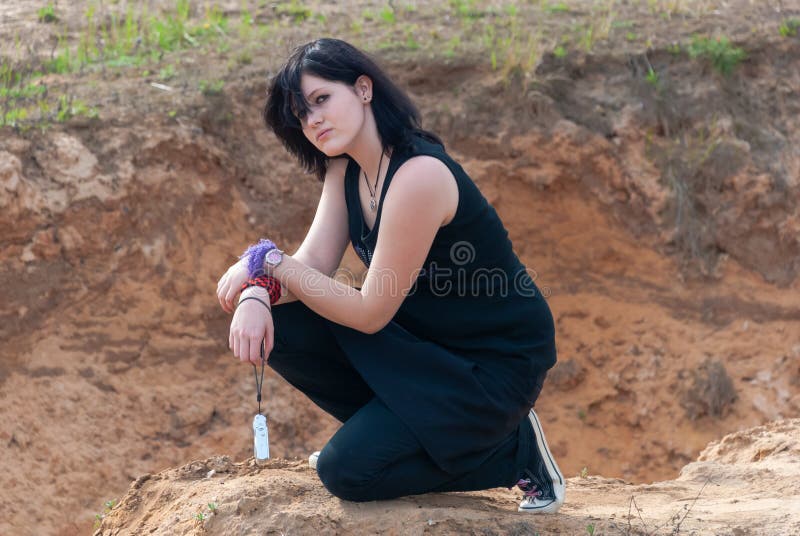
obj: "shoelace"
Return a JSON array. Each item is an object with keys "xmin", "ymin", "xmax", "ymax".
[{"xmin": 509, "ymin": 478, "xmax": 543, "ymax": 499}]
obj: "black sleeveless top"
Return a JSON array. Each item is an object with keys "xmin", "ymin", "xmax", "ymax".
[{"xmin": 344, "ymin": 134, "xmax": 556, "ymax": 370}]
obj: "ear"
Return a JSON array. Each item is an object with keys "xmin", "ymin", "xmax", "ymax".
[{"xmin": 354, "ymin": 75, "xmax": 373, "ymax": 102}]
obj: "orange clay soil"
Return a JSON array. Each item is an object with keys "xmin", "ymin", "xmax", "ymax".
[{"xmin": 1, "ymin": 1, "xmax": 799, "ymax": 534}]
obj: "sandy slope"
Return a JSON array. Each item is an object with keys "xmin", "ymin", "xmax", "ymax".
[{"xmin": 96, "ymin": 419, "xmax": 800, "ymax": 535}]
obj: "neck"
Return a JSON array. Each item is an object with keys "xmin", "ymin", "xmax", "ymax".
[{"xmin": 346, "ymin": 111, "xmax": 390, "ymax": 182}]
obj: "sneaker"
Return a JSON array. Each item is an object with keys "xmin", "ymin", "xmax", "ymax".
[
  {"xmin": 511, "ymin": 409, "xmax": 565, "ymax": 514},
  {"xmin": 308, "ymin": 450, "xmax": 320, "ymax": 470}
]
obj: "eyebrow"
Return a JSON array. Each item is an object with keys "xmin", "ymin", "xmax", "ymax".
[{"xmin": 304, "ymin": 87, "xmax": 327, "ymax": 100}]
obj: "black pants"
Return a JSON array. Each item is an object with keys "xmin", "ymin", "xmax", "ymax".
[{"xmin": 268, "ymin": 301, "xmax": 546, "ymax": 502}]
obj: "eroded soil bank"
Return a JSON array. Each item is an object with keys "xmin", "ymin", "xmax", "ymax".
[
  {"xmin": 98, "ymin": 419, "xmax": 800, "ymax": 535},
  {"xmin": 1, "ymin": 1, "xmax": 799, "ymax": 534}
]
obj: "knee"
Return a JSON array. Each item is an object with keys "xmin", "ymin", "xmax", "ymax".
[{"xmin": 316, "ymin": 446, "xmax": 376, "ymax": 502}]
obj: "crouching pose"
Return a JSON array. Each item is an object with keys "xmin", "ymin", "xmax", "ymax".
[{"xmin": 216, "ymin": 37, "xmax": 565, "ymax": 513}]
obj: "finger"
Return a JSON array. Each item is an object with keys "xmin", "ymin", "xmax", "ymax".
[
  {"xmin": 232, "ymin": 334, "xmax": 239, "ymax": 359},
  {"xmin": 225, "ymin": 287, "xmax": 239, "ymax": 312},
  {"xmin": 228, "ymin": 330, "xmax": 233, "ymax": 350},
  {"xmin": 240, "ymin": 338, "xmax": 250, "ymax": 363},
  {"xmin": 218, "ymin": 281, "xmax": 230, "ymax": 311},
  {"xmin": 265, "ymin": 326, "xmax": 274, "ymax": 360},
  {"xmin": 249, "ymin": 336, "xmax": 261, "ymax": 363}
]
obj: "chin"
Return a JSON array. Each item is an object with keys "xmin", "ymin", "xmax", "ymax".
[{"xmin": 318, "ymin": 141, "xmax": 348, "ymax": 158}]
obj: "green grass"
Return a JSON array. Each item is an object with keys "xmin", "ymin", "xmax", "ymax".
[
  {"xmin": 646, "ymin": 66, "xmax": 660, "ymax": 87},
  {"xmin": 779, "ymin": 18, "xmax": 800, "ymax": 38},
  {"xmin": 544, "ymin": 2, "xmax": 570, "ymax": 14},
  {"xmin": 687, "ymin": 35, "xmax": 746, "ymax": 75},
  {"xmin": 2, "ymin": 1, "xmax": 245, "ymax": 128},
  {"xmin": 0, "ymin": 0, "xmax": 766, "ymax": 131},
  {"xmin": 93, "ymin": 500, "xmax": 117, "ymax": 531},
  {"xmin": 449, "ymin": 0, "xmax": 485, "ymax": 20},
  {"xmin": 37, "ymin": 3, "xmax": 58, "ymax": 23},
  {"xmin": 379, "ymin": 6, "xmax": 396, "ymax": 24},
  {"xmin": 158, "ymin": 64, "xmax": 177, "ymax": 80},
  {"xmin": 276, "ymin": 1, "xmax": 311, "ymax": 23},
  {"xmin": 199, "ymin": 79, "xmax": 225, "ymax": 96}
]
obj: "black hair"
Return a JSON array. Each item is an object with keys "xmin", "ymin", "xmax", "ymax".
[{"xmin": 264, "ymin": 38, "xmax": 443, "ymax": 181}]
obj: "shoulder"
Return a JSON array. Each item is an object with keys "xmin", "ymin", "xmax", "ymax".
[{"xmin": 388, "ymin": 155, "xmax": 459, "ymax": 225}]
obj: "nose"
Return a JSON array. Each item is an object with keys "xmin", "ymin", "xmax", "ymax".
[{"xmin": 305, "ymin": 106, "xmax": 323, "ymax": 128}]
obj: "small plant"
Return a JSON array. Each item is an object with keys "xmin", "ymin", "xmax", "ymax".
[
  {"xmin": 580, "ymin": 466, "xmax": 589, "ymax": 478},
  {"xmin": 449, "ymin": 0, "xmax": 483, "ymax": 20},
  {"xmin": 379, "ymin": 6, "xmax": 396, "ymax": 24},
  {"xmin": 553, "ymin": 45, "xmax": 567, "ymax": 58},
  {"xmin": 403, "ymin": 25, "xmax": 420, "ymax": 50},
  {"xmin": 199, "ymin": 79, "xmax": 224, "ymax": 96},
  {"xmin": 779, "ymin": 18, "xmax": 800, "ymax": 37},
  {"xmin": 276, "ymin": 1, "xmax": 311, "ymax": 23},
  {"xmin": 579, "ymin": 24, "xmax": 595, "ymax": 52},
  {"xmin": 586, "ymin": 524, "xmax": 595, "ymax": 535},
  {"xmin": 239, "ymin": 6, "xmax": 254, "ymax": 39},
  {"xmin": 208, "ymin": 502, "xmax": 217, "ymax": 512},
  {"xmin": 544, "ymin": 2, "xmax": 570, "ymax": 14},
  {"xmin": 37, "ymin": 3, "xmax": 58, "ymax": 23},
  {"xmin": 236, "ymin": 50, "xmax": 253, "ymax": 65},
  {"xmin": 645, "ymin": 67, "xmax": 660, "ymax": 87},
  {"xmin": 577, "ymin": 408, "xmax": 587, "ymax": 421},
  {"xmin": 687, "ymin": 35, "xmax": 746, "ymax": 75},
  {"xmin": 626, "ymin": 31, "xmax": 637, "ymax": 41},
  {"xmin": 195, "ymin": 512, "xmax": 206, "ymax": 522},
  {"xmin": 158, "ymin": 64, "xmax": 176, "ymax": 80},
  {"xmin": 93, "ymin": 500, "xmax": 117, "ymax": 530},
  {"xmin": 611, "ymin": 19, "xmax": 635, "ymax": 29}
]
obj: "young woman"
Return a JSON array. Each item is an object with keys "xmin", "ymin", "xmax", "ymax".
[{"xmin": 215, "ymin": 38, "xmax": 565, "ymax": 512}]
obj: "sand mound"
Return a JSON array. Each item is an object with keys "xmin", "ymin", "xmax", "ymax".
[{"xmin": 96, "ymin": 419, "xmax": 800, "ymax": 535}]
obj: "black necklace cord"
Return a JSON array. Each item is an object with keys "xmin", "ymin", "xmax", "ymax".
[{"xmin": 363, "ymin": 150, "xmax": 386, "ymax": 200}]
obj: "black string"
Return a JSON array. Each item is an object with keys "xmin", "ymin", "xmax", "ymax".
[
  {"xmin": 252, "ymin": 339, "xmax": 266, "ymax": 416},
  {"xmin": 238, "ymin": 296, "xmax": 271, "ymax": 311}
]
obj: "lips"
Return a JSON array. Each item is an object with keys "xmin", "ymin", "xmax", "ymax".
[{"xmin": 316, "ymin": 128, "xmax": 332, "ymax": 141}]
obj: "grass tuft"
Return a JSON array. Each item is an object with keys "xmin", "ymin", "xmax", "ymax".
[{"xmin": 686, "ymin": 35, "xmax": 746, "ymax": 75}]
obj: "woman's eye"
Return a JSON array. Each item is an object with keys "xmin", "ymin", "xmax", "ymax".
[{"xmin": 315, "ymin": 95, "xmax": 328, "ymax": 104}]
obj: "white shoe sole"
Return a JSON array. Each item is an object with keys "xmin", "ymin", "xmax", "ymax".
[
  {"xmin": 308, "ymin": 450, "xmax": 320, "ymax": 470},
  {"xmin": 518, "ymin": 409, "xmax": 565, "ymax": 514}
]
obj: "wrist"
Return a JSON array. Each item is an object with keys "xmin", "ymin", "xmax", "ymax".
[
  {"xmin": 240, "ymin": 286, "xmax": 270, "ymax": 302},
  {"xmin": 240, "ymin": 239, "xmax": 279, "ymax": 278}
]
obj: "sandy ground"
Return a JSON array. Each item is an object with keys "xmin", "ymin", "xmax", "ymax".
[{"xmin": 97, "ymin": 419, "xmax": 800, "ymax": 535}]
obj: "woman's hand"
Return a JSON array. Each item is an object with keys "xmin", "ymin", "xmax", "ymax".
[
  {"xmin": 229, "ymin": 288, "xmax": 275, "ymax": 365},
  {"xmin": 217, "ymin": 258, "xmax": 250, "ymax": 313}
]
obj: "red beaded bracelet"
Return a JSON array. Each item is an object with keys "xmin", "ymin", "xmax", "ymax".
[{"xmin": 241, "ymin": 275, "xmax": 283, "ymax": 305}]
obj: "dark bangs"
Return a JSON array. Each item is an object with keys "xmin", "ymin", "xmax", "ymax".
[{"xmin": 263, "ymin": 38, "xmax": 442, "ymax": 182}]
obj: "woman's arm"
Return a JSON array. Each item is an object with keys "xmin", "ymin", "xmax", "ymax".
[
  {"xmin": 268, "ymin": 156, "xmax": 458, "ymax": 333},
  {"xmin": 271, "ymin": 158, "xmax": 351, "ymax": 307}
]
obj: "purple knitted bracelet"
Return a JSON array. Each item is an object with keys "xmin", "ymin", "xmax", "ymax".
[{"xmin": 239, "ymin": 239, "xmax": 277, "ymax": 278}]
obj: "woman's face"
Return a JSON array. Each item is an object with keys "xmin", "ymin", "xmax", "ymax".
[{"xmin": 297, "ymin": 72, "xmax": 370, "ymax": 156}]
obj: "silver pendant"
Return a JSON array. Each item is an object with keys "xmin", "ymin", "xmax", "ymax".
[{"xmin": 369, "ymin": 197, "xmax": 376, "ymax": 211}]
